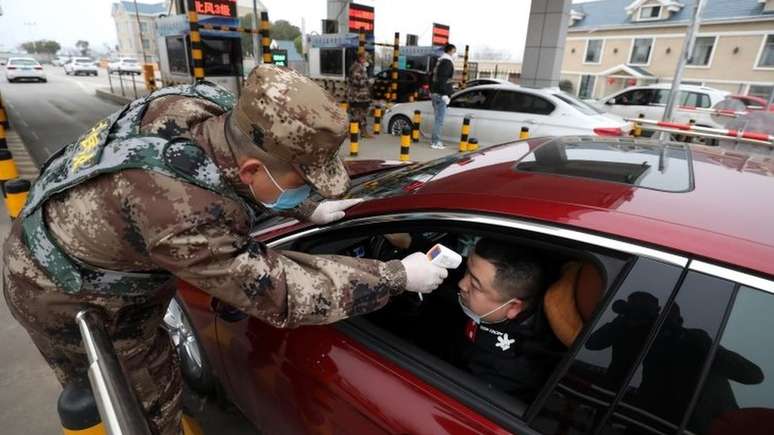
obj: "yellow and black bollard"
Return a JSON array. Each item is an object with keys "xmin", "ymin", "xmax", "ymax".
[
  {"xmin": 467, "ymin": 138, "xmax": 479, "ymax": 151},
  {"xmin": 0, "ymin": 93, "xmax": 9, "ymax": 129},
  {"xmin": 412, "ymin": 110, "xmax": 421, "ymax": 143},
  {"xmin": 373, "ymin": 106, "xmax": 382, "ymax": 135},
  {"xmin": 185, "ymin": 0, "xmax": 205, "ymax": 83},
  {"xmin": 260, "ymin": 11, "xmax": 272, "ymax": 64},
  {"xmin": 58, "ymin": 383, "xmax": 106, "ymax": 435},
  {"xmin": 461, "ymin": 45, "xmax": 470, "ymax": 88},
  {"xmin": 0, "ymin": 149, "xmax": 19, "ymax": 188},
  {"xmin": 390, "ymin": 32, "xmax": 400, "ymax": 102},
  {"xmin": 632, "ymin": 113, "xmax": 645, "ymax": 137},
  {"xmin": 519, "ymin": 126, "xmax": 529, "ymax": 140},
  {"xmin": 339, "ymin": 101, "xmax": 349, "ymax": 112},
  {"xmin": 459, "ymin": 116, "xmax": 471, "ymax": 152},
  {"xmin": 400, "ymin": 126, "xmax": 411, "ymax": 161},
  {"xmin": 349, "ymin": 121, "xmax": 359, "ymax": 157},
  {"xmin": 143, "ymin": 64, "xmax": 157, "ymax": 92},
  {"xmin": 4, "ymin": 179, "xmax": 30, "ymax": 219},
  {"xmin": 0, "ymin": 123, "xmax": 7, "ymax": 151}
]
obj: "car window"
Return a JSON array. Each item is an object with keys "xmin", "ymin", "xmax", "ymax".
[
  {"xmin": 9, "ymin": 59, "xmax": 38, "ymax": 66},
  {"xmin": 449, "ymin": 89, "xmax": 496, "ymax": 110},
  {"xmin": 530, "ymin": 257, "xmax": 683, "ymax": 434},
  {"xmin": 376, "ymin": 70, "xmax": 389, "ymax": 79},
  {"xmin": 681, "ymin": 92, "xmax": 711, "ymax": 109},
  {"xmin": 684, "ymin": 284, "xmax": 773, "ymax": 435},
  {"xmin": 552, "ymin": 91, "xmax": 604, "ymax": 115},
  {"xmin": 598, "ymin": 271, "xmax": 736, "ymax": 434},
  {"xmin": 490, "ymin": 91, "xmax": 555, "ymax": 115},
  {"xmin": 612, "ymin": 89, "xmax": 655, "ymax": 106}
]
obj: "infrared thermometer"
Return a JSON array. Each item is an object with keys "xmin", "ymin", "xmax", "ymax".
[{"xmin": 417, "ymin": 244, "xmax": 463, "ymax": 301}]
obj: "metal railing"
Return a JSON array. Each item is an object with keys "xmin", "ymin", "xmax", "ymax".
[
  {"xmin": 107, "ymin": 70, "xmax": 140, "ymax": 99},
  {"xmin": 76, "ymin": 310, "xmax": 152, "ymax": 435}
]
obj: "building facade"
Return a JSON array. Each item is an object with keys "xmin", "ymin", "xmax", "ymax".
[
  {"xmin": 111, "ymin": 1, "xmax": 166, "ymax": 63},
  {"xmin": 561, "ymin": 0, "xmax": 774, "ymax": 101}
]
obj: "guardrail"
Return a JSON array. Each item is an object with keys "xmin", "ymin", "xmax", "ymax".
[
  {"xmin": 106, "ymin": 70, "xmax": 141, "ymax": 100},
  {"xmin": 625, "ymin": 117, "xmax": 774, "ymax": 147},
  {"xmin": 76, "ymin": 310, "xmax": 152, "ymax": 435}
]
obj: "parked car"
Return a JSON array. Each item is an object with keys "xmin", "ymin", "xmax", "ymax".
[
  {"xmin": 593, "ymin": 84, "xmax": 730, "ymax": 128},
  {"xmin": 52, "ymin": 56, "xmax": 70, "ymax": 67},
  {"xmin": 64, "ymin": 57, "xmax": 98, "ymax": 76},
  {"xmin": 167, "ymin": 137, "xmax": 774, "ymax": 435},
  {"xmin": 727, "ymin": 94, "xmax": 774, "ymax": 112},
  {"xmin": 108, "ymin": 57, "xmax": 142, "ymax": 75},
  {"xmin": 5, "ymin": 57, "xmax": 46, "ymax": 83},
  {"xmin": 463, "ymin": 78, "xmax": 516, "ymax": 88},
  {"xmin": 372, "ymin": 68, "xmax": 430, "ymax": 102},
  {"xmin": 382, "ymin": 84, "xmax": 630, "ymax": 142}
]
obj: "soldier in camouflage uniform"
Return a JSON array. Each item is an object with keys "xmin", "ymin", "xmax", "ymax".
[
  {"xmin": 2, "ymin": 65, "xmax": 447, "ymax": 435},
  {"xmin": 347, "ymin": 52, "xmax": 373, "ymax": 138}
]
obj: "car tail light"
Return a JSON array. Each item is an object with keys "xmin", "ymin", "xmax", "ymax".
[
  {"xmin": 593, "ymin": 127, "xmax": 624, "ymax": 137},
  {"xmin": 6, "ymin": 66, "xmax": 16, "ymax": 70},
  {"xmin": 34, "ymin": 66, "xmax": 43, "ymax": 70},
  {"xmin": 421, "ymin": 84, "xmax": 429, "ymax": 89}
]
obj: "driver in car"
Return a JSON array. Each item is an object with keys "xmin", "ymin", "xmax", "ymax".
[{"xmin": 450, "ymin": 238, "xmax": 563, "ymax": 401}]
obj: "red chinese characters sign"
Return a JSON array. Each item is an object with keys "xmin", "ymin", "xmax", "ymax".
[
  {"xmin": 348, "ymin": 3, "xmax": 375, "ymax": 34},
  {"xmin": 194, "ymin": 0, "xmax": 236, "ymax": 18},
  {"xmin": 432, "ymin": 23, "xmax": 450, "ymax": 46}
]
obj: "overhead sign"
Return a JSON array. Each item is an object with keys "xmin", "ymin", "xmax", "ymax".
[
  {"xmin": 309, "ymin": 34, "xmax": 359, "ymax": 48},
  {"xmin": 348, "ymin": 3, "xmax": 375, "ymax": 34},
  {"xmin": 432, "ymin": 23, "xmax": 450, "ymax": 46},
  {"xmin": 194, "ymin": 0, "xmax": 236, "ymax": 18}
]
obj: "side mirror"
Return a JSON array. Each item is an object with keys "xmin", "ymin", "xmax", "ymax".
[{"xmin": 605, "ymin": 98, "xmax": 615, "ymax": 105}]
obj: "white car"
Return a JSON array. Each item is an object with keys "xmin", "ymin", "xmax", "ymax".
[
  {"xmin": 52, "ymin": 56, "xmax": 70, "ymax": 67},
  {"xmin": 64, "ymin": 57, "xmax": 98, "ymax": 76},
  {"xmin": 593, "ymin": 84, "xmax": 730, "ymax": 128},
  {"xmin": 108, "ymin": 58, "xmax": 142, "ymax": 75},
  {"xmin": 383, "ymin": 84, "xmax": 631, "ymax": 145},
  {"xmin": 5, "ymin": 57, "xmax": 46, "ymax": 83}
]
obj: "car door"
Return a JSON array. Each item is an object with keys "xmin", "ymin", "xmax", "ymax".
[
  {"xmin": 440, "ymin": 88, "xmax": 498, "ymax": 144},
  {"xmin": 487, "ymin": 90, "xmax": 557, "ymax": 142}
]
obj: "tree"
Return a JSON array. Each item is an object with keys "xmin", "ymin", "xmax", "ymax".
[
  {"xmin": 75, "ymin": 40, "xmax": 90, "ymax": 56},
  {"xmin": 294, "ymin": 35, "xmax": 303, "ymax": 57},
  {"xmin": 238, "ymin": 16, "xmax": 302, "ymax": 58},
  {"xmin": 20, "ymin": 39, "xmax": 61, "ymax": 55},
  {"xmin": 271, "ymin": 20, "xmax": 301, "ymax": 41}
]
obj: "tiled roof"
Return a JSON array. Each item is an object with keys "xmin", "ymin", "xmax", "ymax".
[{"xmin": 570, "ymin": 0, "xmax": 768, "ymax": 30}]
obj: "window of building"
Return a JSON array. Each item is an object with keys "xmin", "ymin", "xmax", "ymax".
[
  {"xmin": 757, "ymin": 34, "xmax": 774, "ymax": 68},
  {"xmin": 142, "ymin": 39, "xmax": 150, "ymax": 50},
  {"xmin": 629, "ymin": 38, "xmax": 653, "ymax": 65},
  {"xmin": 320, "ymin": 48, "xmax": 343, "ymax": 75},
  {"xmin": 579, "ymin": 74, "xmax": 596, "ymax": 99},
  {"xmin": 688, "ymin": 36, "xmax": 716, "ymax": 67},
  {"xmin": 140, "ymin": 22, "xmax": 149, "ymax": 33},
  {"xmin": 585, "ymin": 39, "xmax": 603, "ymax": 64},
  {"xmin": 638, "ymin": 5, "xmax": 662, "ymax": 20}
]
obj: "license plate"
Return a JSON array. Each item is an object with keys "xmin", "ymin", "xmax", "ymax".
[{"xmin": 22, "ymin": 67, "xmax": 31, "ymax": 70}]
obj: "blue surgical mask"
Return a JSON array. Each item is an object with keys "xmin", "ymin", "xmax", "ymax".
[
  {"xmin": 252, "ymin": 166, "xmax": 311, "ymax": 210},
  {"xmin": 458, "ymin": 293, "xmax": 514, "ymax": 325}
]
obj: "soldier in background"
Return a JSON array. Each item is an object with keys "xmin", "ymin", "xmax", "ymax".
[
  {"xmin": 2, "ymin": 65, "xmax": 447, "ymax": 434},
  {"xmin": 347, "ymin": 51, "xmax": 373, "ymax": 138}
]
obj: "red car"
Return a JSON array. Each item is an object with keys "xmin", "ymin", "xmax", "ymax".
[
  {"xmin": 728, "ymin": 94, "xmax": 774, "ymax": 112},
  {"xmin": 165, "ymin": 137, "xmax": 774, "ymax": 435}
]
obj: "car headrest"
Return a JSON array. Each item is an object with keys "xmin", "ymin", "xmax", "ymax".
[{"xmin": 543, "ymin": 261, "xmax": 604, "ymax": 347}]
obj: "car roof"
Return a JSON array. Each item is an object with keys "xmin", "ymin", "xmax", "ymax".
[
  {"xmin": 8, "ymin": 57, "xmax": 38, "ymax": 62},
  {"xmin": 631, "ymin": 83, "xmax": 728, "ymax": 94},
  {"xmin": 350, "ymin": 137, "xmax": 774, "ymax": 277}
]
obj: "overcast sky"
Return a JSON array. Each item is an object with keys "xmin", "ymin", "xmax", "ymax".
[{"xmin": 0, "ymin": 0, "xmax": 533, "ymax": 60}]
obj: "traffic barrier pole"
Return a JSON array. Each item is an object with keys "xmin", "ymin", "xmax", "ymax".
[
  {"xmin": 390, "ymin": 32, "xmax": 400, "ymax": 102},
  {"xmin": 261, "ymin": 12, "xmax": 272, "ymax": 64},
  {"xmin": 143, "ymin": 64, "xmax": 157, "ymax": 92},
  {"xmin": 186, "ymin": 0, "xmax": 205, "ymax": 82},
  {"xmin": 58, "ymin": 383, "xmax": 106, "ymax": 435},
  {"xmin": 412, "ymin": 110, "xmax": 421, "ymax": 143},
  {"xmin": 467, "ymin": 138, "xmax": 479, "ymax": 151},
  {"xmin": 349, "ymin": 121, "xmax": 359, "ymax": 157},
  {"xmin": 0, "ymin": 93, "xmax": 8, "ymax": 129},
  {"xmin": 0, "ymin": 149, "xmax": 19, "ymax": 191},
  {"xmin": 461, "ymin": 45, "xmax": 470, "ymax": 88},
  {"xmin": 519, "ymin": 126, "xmax": 529, "ymax": 140},
  {"xmin": 624, "ymin": 117, "xmax": 774, "ymax": 146},
  {"xmin": 373, "ymin": 106, "xmax": 382, "ymax": 135},
  {"xmin": 0, "ymin": 123, "xmax": 7, "ymax": 150},
  {"xmin": 400, "ymin": 127, "xmax": 411, "ymax": 161},
  {"xmin": 459, "ymin": 116, "xmax": 471, "ymax": 152}
]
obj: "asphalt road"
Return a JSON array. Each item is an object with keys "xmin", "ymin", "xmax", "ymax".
[
  {"xmin": 0, "ymin": 66, "xmax": 123, "ymax": 166},
  {"xmin": 0, "ymin": 65, "xmax": 257, "ymax": 434}
]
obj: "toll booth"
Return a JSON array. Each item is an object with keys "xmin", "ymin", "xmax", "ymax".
[
  {"xmin": 401, "ymin": 45, "xmax": 443, "ymax": 74},
  {"xmin": 156, "ymin": 13, "xmax": 243, "ymax": 94},
  {"xmin": 307, "ymin": 33, "xmax": 374, "ymax": 99}
]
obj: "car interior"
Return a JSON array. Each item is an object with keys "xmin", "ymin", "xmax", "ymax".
[{"xmin": 288, "ymin": 221, "xmax": 632, "ymax": 422}]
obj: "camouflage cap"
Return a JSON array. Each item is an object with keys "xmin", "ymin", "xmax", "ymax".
[{"xmin": 233, "ymin": 65, "xmax": 350, "ymax": 198}]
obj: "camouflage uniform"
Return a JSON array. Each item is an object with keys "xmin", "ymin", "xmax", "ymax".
[
  {"xmin": 2, "ymin": 66, "xmax": 406, "ymax": 435},
  {"xmin": 347, "ymin": 61, "xmax": 371, "ymax": 134}
]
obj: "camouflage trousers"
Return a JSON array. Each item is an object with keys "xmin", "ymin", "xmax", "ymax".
[
  {"xmin": 348, "ymin": 101, "xmax": 370, "ymax": 134},
  {"xmin": 2, "ymin": 224, "xmax": 182, "ymax": 435}
]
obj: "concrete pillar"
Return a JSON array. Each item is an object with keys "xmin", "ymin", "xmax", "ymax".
[{"xmin": 520, "ymin": 0, "xmax": 572, "ymax": 88}]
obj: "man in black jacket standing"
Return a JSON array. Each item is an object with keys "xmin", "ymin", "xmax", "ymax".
[{"xmin": 430, "ymin": 44, "xmax": 456, "ymax": 150}]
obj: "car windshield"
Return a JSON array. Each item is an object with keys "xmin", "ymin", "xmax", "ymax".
[
  {"xmin": 552, "ymin": 91, "xmax": 605, "ymax": 115},
  {"xmin": 76, "ymin": 58, "xmax": 92, "ymax": 63},
  {"xmin": 10, "ymin": 59, "xmax": 38, "ymax": 66},
  {"xmin": 123, "ymin": 59, "xmax": 138, "ymax": 64}
]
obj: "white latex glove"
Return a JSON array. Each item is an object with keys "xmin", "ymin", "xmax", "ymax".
[
  {"xmin": 401, "ymin": 252, "xmax": 449, "ymax": 294},
  {"xmin": 441, "ymin": 95, "xmax": 450, "ymax": 105},
  {"xmin": 308, "ymin": 198, "xmax": 364, "ymax": 225}
]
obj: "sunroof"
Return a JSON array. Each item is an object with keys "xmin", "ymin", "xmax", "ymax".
[{"xmin": 514, "ymin": 138, "xmax": 693, "ymax": 192}]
